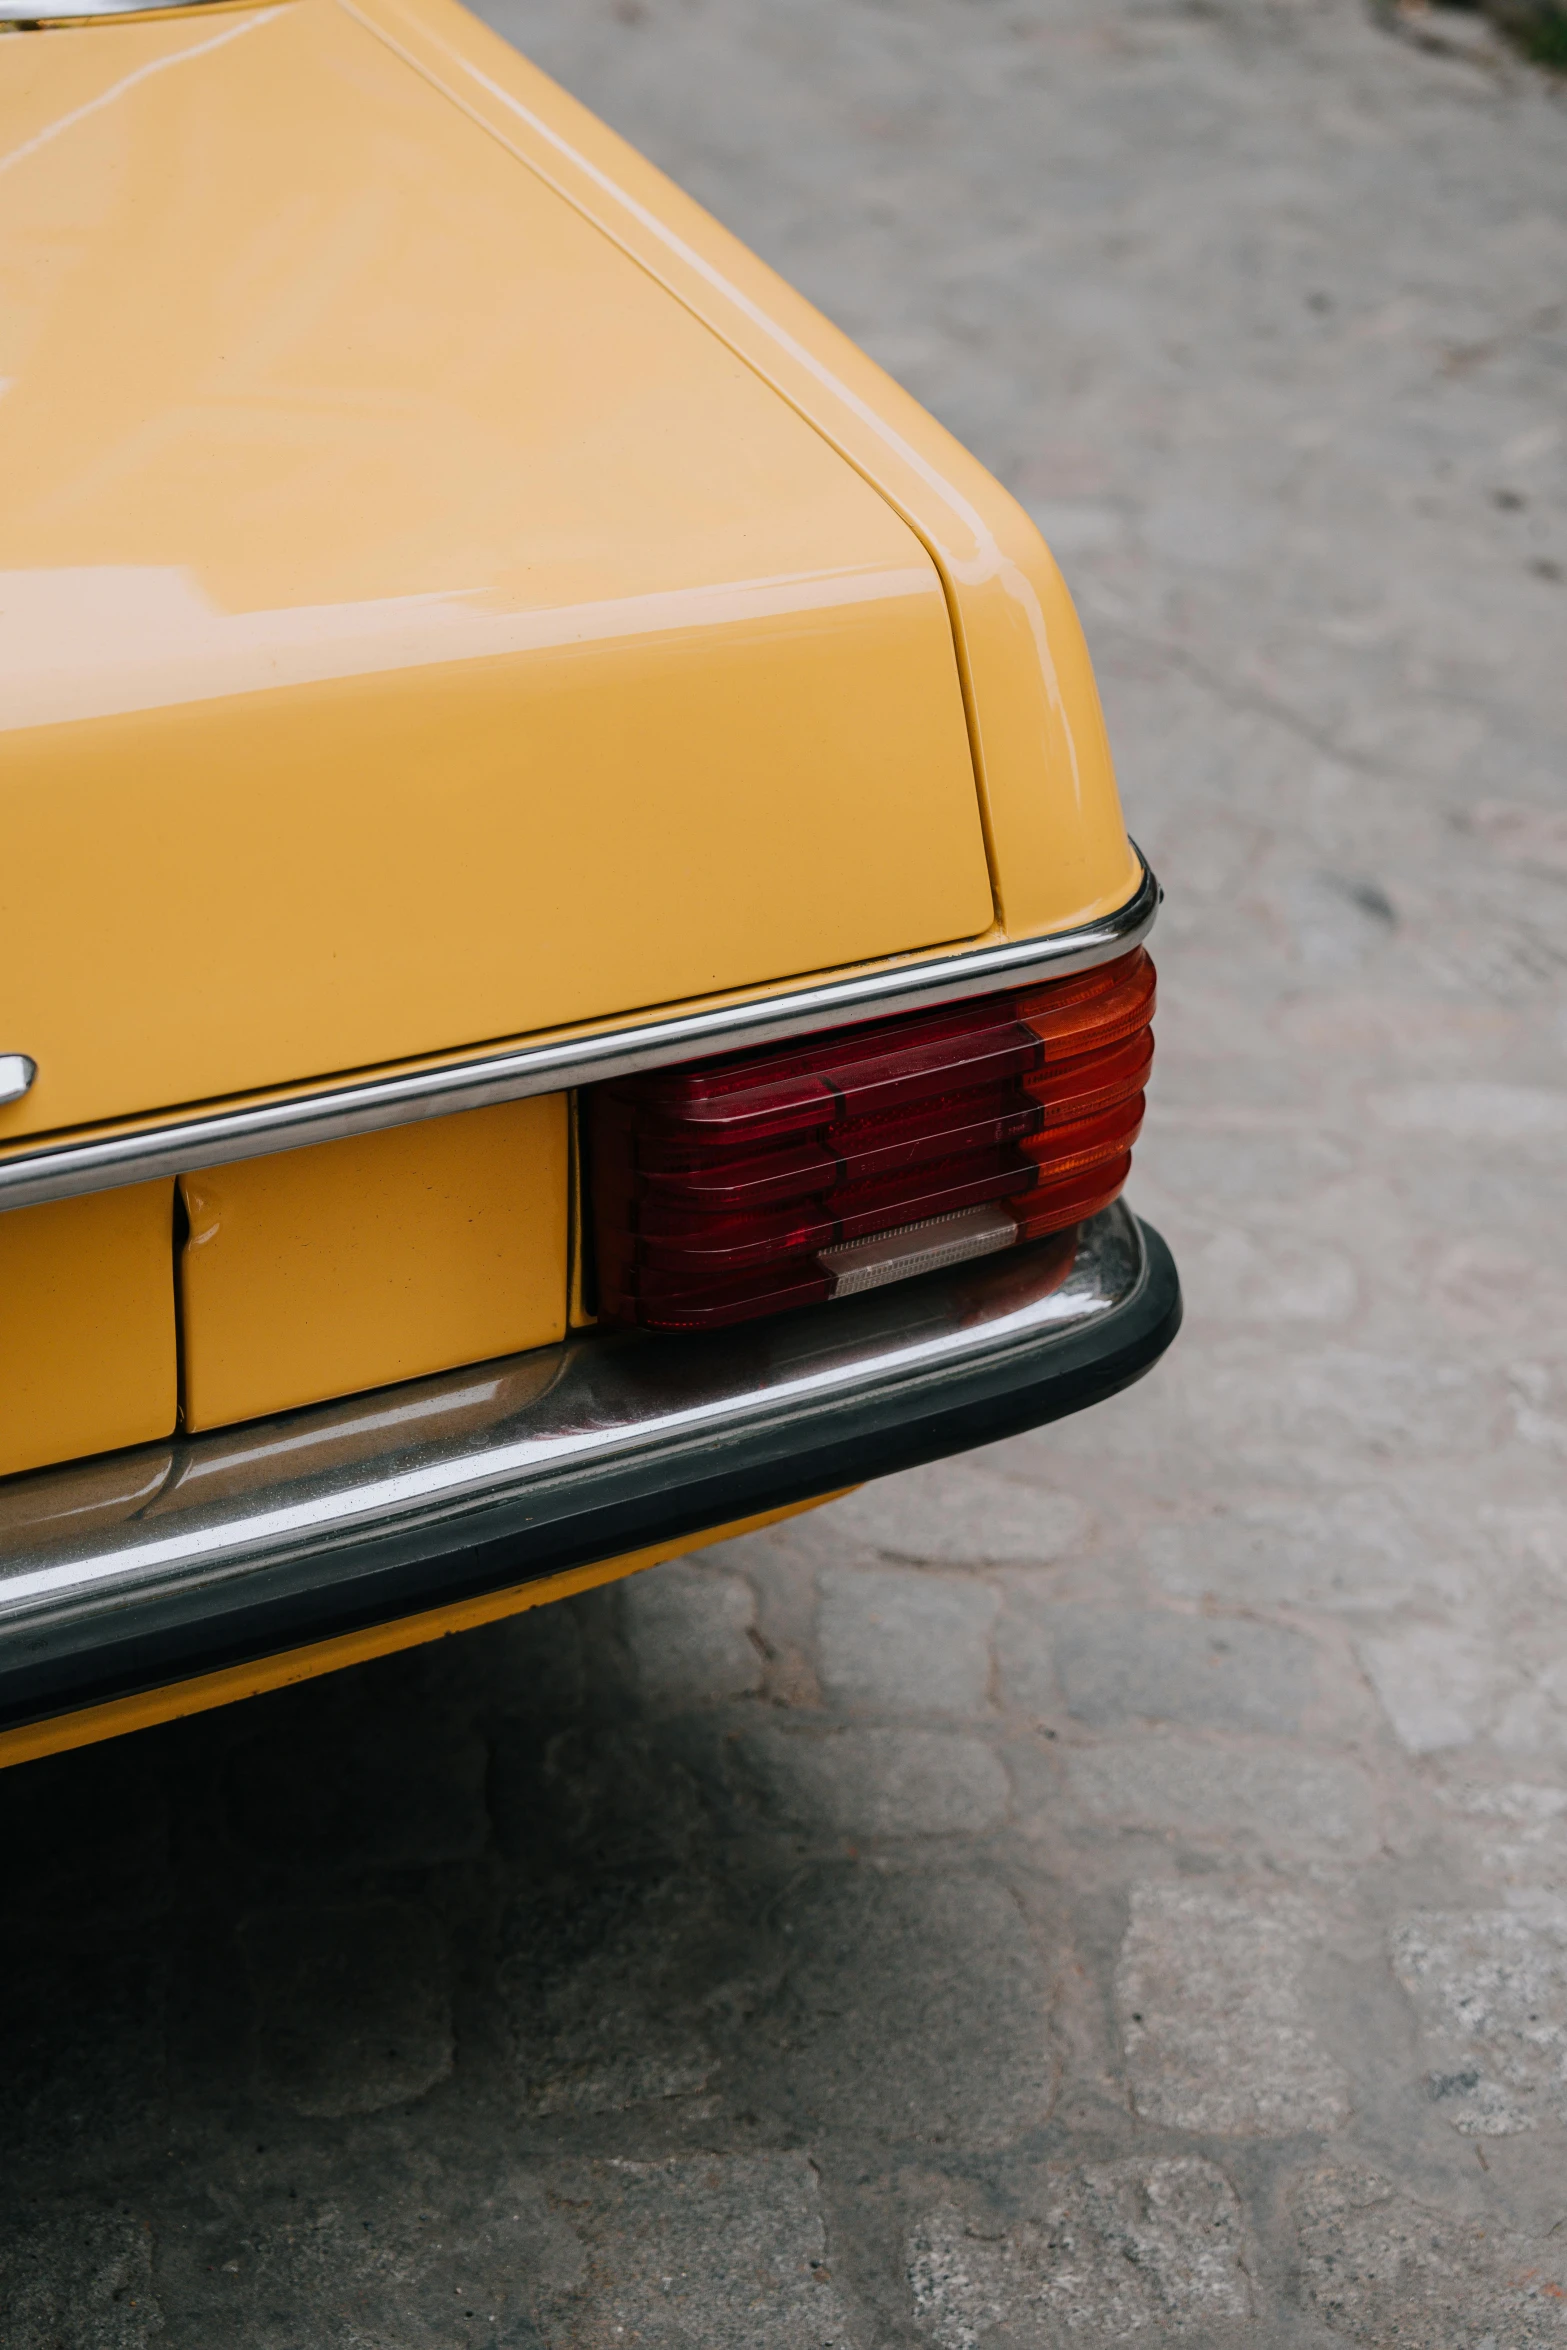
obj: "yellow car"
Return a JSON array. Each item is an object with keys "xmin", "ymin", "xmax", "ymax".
[{"xmin": 0, "ymin": 0, "xmax": 1179, "ymax": 1768}]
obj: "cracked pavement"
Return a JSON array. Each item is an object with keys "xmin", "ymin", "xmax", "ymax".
[{"xmin": 4, "ymin": 1, "xmax": 1567, "ymax": 2341}]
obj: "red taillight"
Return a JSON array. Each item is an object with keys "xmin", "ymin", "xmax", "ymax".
[{"xmin": 590, "ymin": 948, "xmax": 1155, "ymax": 1330}]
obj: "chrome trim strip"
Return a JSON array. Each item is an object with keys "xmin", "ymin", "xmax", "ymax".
[
  {"xmin": 0, "ymin": 1205, "xmax": 1150, "ymax": 1668},
  {"xmin": 0, "ymin": 855, "xmax": 1158, "ymax": 1214}
]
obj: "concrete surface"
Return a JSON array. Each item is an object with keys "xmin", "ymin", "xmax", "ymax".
[{"xmin": 4, "ymin": 1, "xmax": 1566, "ymax": 2340}]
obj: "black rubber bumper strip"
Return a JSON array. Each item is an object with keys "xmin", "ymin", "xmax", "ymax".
[{"xmin": 0, "ymin": 1207, "xmax": 1180, "ymax": 1735}]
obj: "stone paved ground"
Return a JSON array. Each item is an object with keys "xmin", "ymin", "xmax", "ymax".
[{"xmin": 4, "ymin": 1, "xmax": 1566, "ymax": 2341}]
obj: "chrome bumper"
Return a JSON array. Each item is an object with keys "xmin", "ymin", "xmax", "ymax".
[{"xmin": 0, "ymin": 1203, "xmax": 1179, "ymax": 1730}]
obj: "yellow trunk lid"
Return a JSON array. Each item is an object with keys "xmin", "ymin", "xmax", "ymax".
[{"xmin": 0, "ymin": 0, "xmax": 993, "ymax": 1143}]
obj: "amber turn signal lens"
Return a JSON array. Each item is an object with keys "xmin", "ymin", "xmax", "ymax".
[{"xmin": 589, "ymin": 949, "xmax": 1155, "ymax": 1330}]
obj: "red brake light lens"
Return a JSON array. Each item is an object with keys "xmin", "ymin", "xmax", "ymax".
[{"xmin": 590, "ymin": 948, "xmax": 1155, "ymax": 1330}]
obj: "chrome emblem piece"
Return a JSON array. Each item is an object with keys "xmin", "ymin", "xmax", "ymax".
[{"xmin": 0, "ymin": 1056, "xmax": 36, "ymax": 1108}]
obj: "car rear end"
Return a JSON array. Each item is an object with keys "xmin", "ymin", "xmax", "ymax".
[{"xmin": 0, "ymin": 0, "xmax": 1178, "ymax": 1762}]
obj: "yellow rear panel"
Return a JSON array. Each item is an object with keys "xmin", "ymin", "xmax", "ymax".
[
  {"xmin": 0, "ymin": 1182, "xmax": 177, "ymax": 1477},
  {"xmin": 178, "ymin": 1098, "xmax": 569, "ymax": 1430}
]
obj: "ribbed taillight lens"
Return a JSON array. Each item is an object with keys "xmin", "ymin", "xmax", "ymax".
[{"xmin": 590, "ymin": 948, "xmax": 1154, "ymax": 1330}]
